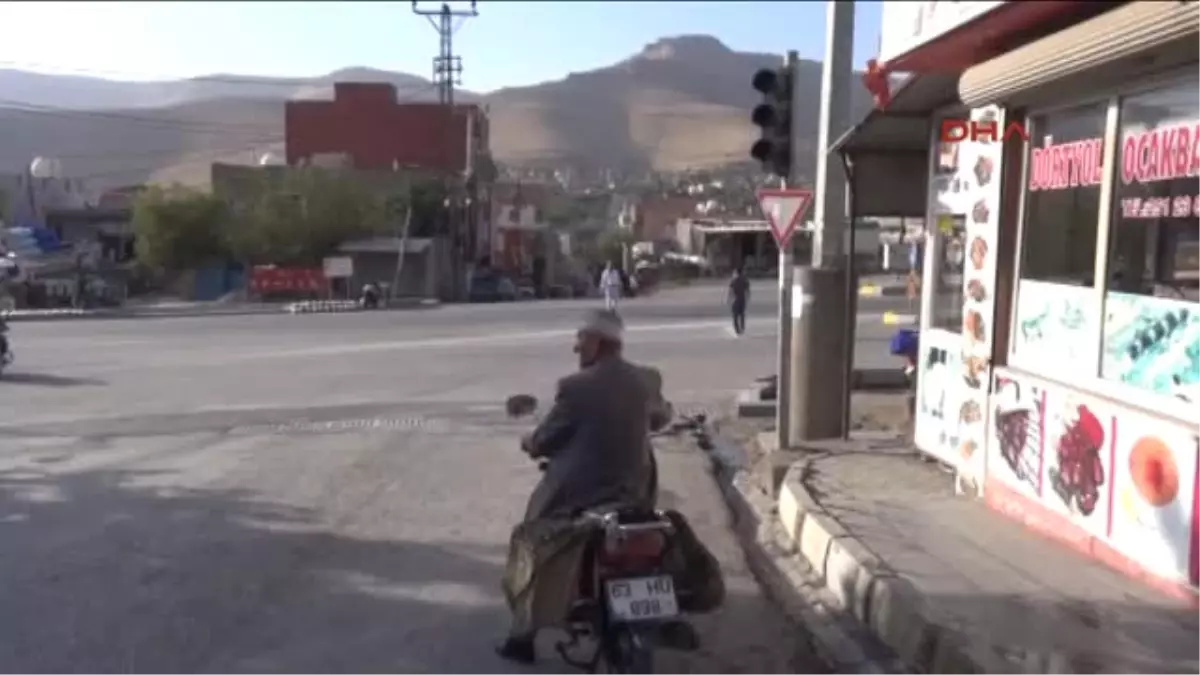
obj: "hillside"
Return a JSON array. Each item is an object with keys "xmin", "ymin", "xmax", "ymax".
[{"xmin": 0, "ymin": 35, "xmax": 873, "ymax": 187}]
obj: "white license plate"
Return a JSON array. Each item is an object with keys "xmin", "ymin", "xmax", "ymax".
[{"xmin": 605, "ymin": 575, "xmax": 679, "ymax": 622}]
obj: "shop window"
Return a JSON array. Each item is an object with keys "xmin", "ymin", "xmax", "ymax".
[
  {"xmin": 1101, "ymin": 81, "xmax": 1199, "ymax": 402},
  {"xmin": 930, "ymin": 217, "xmax": 965, "ymax": 332},
  {"xmin": 1011, "ymin": 103, "xmax": 1108, "ymax": 373},
  {"xmin": 1020, "ymin": 103, "xmax": 1108, "ymax": 285},
  {"xmin": 927, "ymin": 113, "xmax": 969, "ymax": 334}
]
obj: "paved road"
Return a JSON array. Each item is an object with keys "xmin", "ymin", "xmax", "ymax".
[{"xmin": 0, "ymin": 285, "xmax": 903, "ymax": 672}]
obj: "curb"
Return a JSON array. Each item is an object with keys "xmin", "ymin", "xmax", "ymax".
[
  {"xmin": 775, "ymin": 459, "xmax": 1004, "ymax": 674},
  {"xmin": 879, "ymin": 312, "xmax": 918, "ymax": 326},
  {"xmin": 858, "ymin": 285, "xmax": 908, "ymax": 298},
  {"xmin": 285, "ymin": 298, "xmax": 441, "ymax": 314},
  {"xmin": 285, "ymin": 300, "xmax": 361, "ymax": 314},
  {"xmin": 2, "ymin": 299, "xmax": 442, "ymax": 321},
  {"xmin": 699, "ymin": 430, "xmax": 906, "ymax": 674}
]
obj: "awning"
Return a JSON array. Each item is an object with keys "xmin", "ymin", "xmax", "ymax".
[
  {"xmin": 831, "ymin": 73, "xmax": 962, "ymax": 218},
  {"xmin": 833, "ymin": 73, "xmax": 961, "ymax": 154},
  {"xmin": 960, "ymin": 1, "xmax": 1200, "ymax": 108}
]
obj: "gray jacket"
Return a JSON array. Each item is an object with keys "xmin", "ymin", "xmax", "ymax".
[{"xmin": 523, "ymin": 356, "xmax": 666, "ymax": 522}]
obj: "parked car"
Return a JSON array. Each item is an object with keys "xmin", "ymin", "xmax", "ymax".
[{"xmin": 468, "ymin": 271, "xmax": 518, "ymax": 303}]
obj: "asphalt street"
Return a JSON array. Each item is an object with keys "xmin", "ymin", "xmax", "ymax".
[{"xmin": 0, "ymin": 283, "xmax": 910, "ymax": 672}]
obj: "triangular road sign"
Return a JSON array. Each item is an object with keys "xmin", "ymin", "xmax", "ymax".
[{"xmin": 756, "ymin": 188, "xmax": 813, "ymax": 248}]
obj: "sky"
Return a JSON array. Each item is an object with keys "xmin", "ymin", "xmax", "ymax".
[{"xmin": 0, "ymin": 1, "xmax": 882, "ymax": 92}]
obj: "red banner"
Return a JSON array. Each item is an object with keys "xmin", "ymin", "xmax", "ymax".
[{"xmin": 249, "ymin": 266, "xmax": 326, "ymax": 294}]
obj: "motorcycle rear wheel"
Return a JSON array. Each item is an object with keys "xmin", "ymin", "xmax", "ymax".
[{"xmin": 597, "ymin": 626, "xmax": 654, "ymax": 674}]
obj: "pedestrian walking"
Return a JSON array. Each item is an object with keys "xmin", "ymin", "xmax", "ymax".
[
  {"xmin": 727, "ymin": 266, "xmax": 749, "ymax": 336},
  {"xmin": 906, "ymin": 237, "xmax": 924, "ymax": 305},
  {"xmin": 599, "ymin": 261, "xmax": 623, "ymax": 312}
]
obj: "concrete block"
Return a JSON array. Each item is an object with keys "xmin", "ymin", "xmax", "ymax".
[
  {"xmin": 864, "ymin": 575, "xmax": 942, "ymax": 673},
  {"xmin": 797, "ymin": 512, "xmax": 844, "ymax": 580},
  {"xmin": 824, "ymin": 540, "xmax": 877, "ymax": 624},
  {"xmin": 777, "ymin": 481, "xmax": 803, "ymax": 545}
]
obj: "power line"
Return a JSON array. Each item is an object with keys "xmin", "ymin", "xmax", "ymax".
[
  {"xmin": 0, "ymin": 98, "xmax": 275, "ymax": 134},
  {"xmin": 57, "ymin": 78, "xmax": 444, "ymax": 180},
  {"xmin": 0, "ymin": 59, "xmax": 428, "ymax": 90},
  {"xmin": 75, "ymin": 138, "xmax": 288, "ymax": 182},
  {"xmin": 0, "ymin": 82, "xmax": 443, "ymax": 136},
  {"xmin": 53, "ymin": 136, "xmax": 285, "ymax": 162}
]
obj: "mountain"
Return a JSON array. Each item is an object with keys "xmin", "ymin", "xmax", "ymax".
[{"xmin": 0, "ymin": 35, "xmax": 873, "ymax": 188}]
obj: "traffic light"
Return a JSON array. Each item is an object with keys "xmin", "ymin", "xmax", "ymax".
[{"xmin": 750, "ymin": 66, "xmax": 793, "ymax": 178}]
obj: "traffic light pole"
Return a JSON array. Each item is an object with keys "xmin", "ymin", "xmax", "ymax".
[
  {"xmin": 787, "ymin": 0, "xmax": 855, "ymax": 444},
  {"xmin": 775, "ymin": 50, "xmax": 800, "ymax": 453}
]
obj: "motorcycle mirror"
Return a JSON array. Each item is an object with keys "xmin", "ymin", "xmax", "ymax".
[{"xmin": 505, "ymin": 394, "xmax": 538, "ymax": 418}]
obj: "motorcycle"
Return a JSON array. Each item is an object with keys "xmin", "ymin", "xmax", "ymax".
[
  {"xmin": 359, "ymin": 283, "xmax": 381, "ymax": 310},
  {"xmin": 505, "ymin": 394, "xmax": 699, "ymax": 674}
]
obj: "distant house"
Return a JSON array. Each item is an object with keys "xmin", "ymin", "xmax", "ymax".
[{"xmin": 636, "ymin": 195, "xmax": 701, "ymax": 242}]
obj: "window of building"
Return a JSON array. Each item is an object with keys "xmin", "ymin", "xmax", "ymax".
[
  {"xmin": 1100, "ymin": 80, "xmax": 1199, "ymax": 401},
  {"xmin": 930, "ymin": 216, "xmax": 965, "ymax": 332},
  {"xmin": 926, "ymin": 110, "xmax": 970, "ymax": 334},
  {"xmin": 1010, "ymin": 103, "xmax": 1109, "ymax": 375},
  {"xmin": 1020, "ymin": 103, "xmax": 1108, "ymax": 286}
]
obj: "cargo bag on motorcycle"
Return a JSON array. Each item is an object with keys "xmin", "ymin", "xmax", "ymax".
[
  {"xmin": 502, "ymin": 518, "xmax": 594, "ymax": 632},
  {"xmin": 501, "ymin": 510, "xmax": 725, "ymax": 630},
  {"xmin": 659, "ymin": 509, "xmax": 725, "ymax": 614}
]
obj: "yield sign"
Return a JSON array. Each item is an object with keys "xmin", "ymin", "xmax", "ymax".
[{"xmin": 756, "ymin": 188, "xmax": 813, "ymax": 248}]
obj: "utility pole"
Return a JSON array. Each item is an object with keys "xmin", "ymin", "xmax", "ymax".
[
  {"xmin": 412, "ymin": 1, "xmax": 478, "ymax": 105},
  {"xmin": 788, "ymin": 0, "xmax": 855, "ymax": 443},
  {"xmin": 388, "ymin": 192, "xmax": 413, "ymax": 300},
  {"xmin": 412, "ymin": 1, "xmax": 478, "ymax": 301}
]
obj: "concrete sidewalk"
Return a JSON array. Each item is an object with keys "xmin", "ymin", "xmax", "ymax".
[{"xmin": 707, "ymin": 430, "xmax": 1199, "ymax": 674}]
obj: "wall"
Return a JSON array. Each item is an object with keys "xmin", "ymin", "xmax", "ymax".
[
  {"xmin": 638, "ymin": 196, "xmax": 700, "ymax": 241},
  {"xmin": 986, "ymin": 367, "xmax": 1200, "ymax": 594},
  {"xmin": 285, "ymin": 83, "xmax": 486, "ymax": 174},
  {"xmin": 0, "ymin": 173, "xmax": 101, "ymax": 225},
  {"xmin": 878, "ymin": 1, "xmax": 1007, "ymax": 66},
  {"xmin": 493, "ymin": 204, "xmax": 546, "ymax": 232}
]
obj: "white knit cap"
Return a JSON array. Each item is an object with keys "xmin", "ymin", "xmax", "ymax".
[{"xmin": 579, "ymin": 308, "xmax": 624, "ymax": 342}]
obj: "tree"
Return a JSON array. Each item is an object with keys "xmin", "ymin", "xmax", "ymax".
[
  {"xmin": 132, "ymin": 185, "xmax": 230, "ymax": 272},
  {"xmin": 596, "ymin": 228, "xmax": 636, "ymax": 265},
  {"xmin": 229, "ymin": 169, "xmax": 389, "ymax": 266}
]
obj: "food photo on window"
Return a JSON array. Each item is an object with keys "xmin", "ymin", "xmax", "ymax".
[
  {"xmin": 1011, "ymin": 102, "xmax": 1108, "ymax": 373},
  {"xmin": 1101, "ymin": 81, "xmax": 1199, "ymax": 405}
]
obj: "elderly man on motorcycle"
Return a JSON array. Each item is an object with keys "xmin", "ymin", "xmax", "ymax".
[{"xmin": 496, "ymin": 308, "xmax": 674, "ymax": 664}]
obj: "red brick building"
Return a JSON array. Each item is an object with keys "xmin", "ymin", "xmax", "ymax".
[
  {"xmin": 284, "ymin": 82, "xmax": 490, "ymax": 174},
  {"xmin": 284, "ymin": 82, "xmax": 495, "ymax": 298}
]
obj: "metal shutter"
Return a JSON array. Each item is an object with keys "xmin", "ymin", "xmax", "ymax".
[{"xmin": 959, "ymin": 1, "xmax": 1200, "ymax": 108}]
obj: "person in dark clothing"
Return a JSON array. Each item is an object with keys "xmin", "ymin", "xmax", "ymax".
[
  {"xmin": 727, "ymin": 267, "xmax": 750, "ymax": 336},
  {"xmin": 531, "ymin": 256, "xmax": 546, "ymax": 298}
]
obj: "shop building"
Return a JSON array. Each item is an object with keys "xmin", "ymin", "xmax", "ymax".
[{"xmin": 838, "ymin": 1, "xmax": 1199, "ymax": 598}]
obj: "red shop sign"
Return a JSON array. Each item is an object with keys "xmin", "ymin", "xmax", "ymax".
[{"xmin": 250, "ymin": 266, "xmax": 327, "ymax": 293}]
